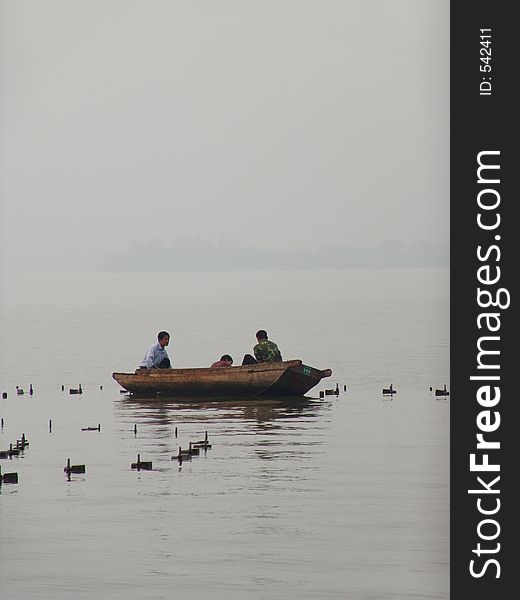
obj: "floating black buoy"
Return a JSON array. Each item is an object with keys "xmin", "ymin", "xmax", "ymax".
[
  {"xmin": 188, "ymin": 442, "xmax": 200, "ymax": 456},
  {"xmin": 435, "ymin": 384, "xmax": 450, "ymax": 397},
  {"xmin": 192, "ymin": 431, "xmax": 211, "ymax": 450},
  {"xmin": 134, "ymin": 424, "xmax": 137, "ymax": 435},
  {"xmin": 99, "ymin": 385, "xmax": 103, "ymax": 390},
  {"xmin": 1, "ymin": 417, "xmax": 3, "ymax": 427},
  {"xmin": 3, "ymin": 392, "xmax": 8, "ymax": 399},
  {"xmin": 81, "ymin": 424, "xmax": 101, "ymax": 431},
  {"xmin": 382, "ymin": 384, "xmax": 396, "ymax": 395},
  {"xmin": 17, "ymin": 433, "xmax": 29, "ymax": 449},
  {"xmin": 195, "ymin": 431, "xmax": 208, "ymax": 444},
  {"xmin": 61, "ymin": 385, "xmax": 65, "ymax": 391},
  {"xmin": 175, "ymin": 426, "xmax": 177, "ymax": 438},
  {"xmin": 192, "ymin": 442, "xmax": 212, "ymax": 450},
  {"xmin": 131, "ymin": 453, "xmax": 152, "ymax": 470},
  {"xmin": 172, "ymin": 446, "xmax": 190, "ymax": 462},
  {"xmin": 343, "ymin": 385, "xmax": 347, "ymax": 392},
  {"xmin": 29, "ymin": 384, "xmax": 33, "ymax": 395},
  {"xmin": 64, "ymin": 458, "xmax": 86, "ymax": 475},
  {"xmin": 49, "ymin": 419, "xmax": 52, "ymax": 432},
  {"xmin": 0, "ymin": 466, "xmax": 19, "ymax": 485}
]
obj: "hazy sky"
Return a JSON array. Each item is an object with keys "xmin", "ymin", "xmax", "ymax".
[{"xmin": 0, "ymin": 0, "xmax": 449, "ymax": 272}]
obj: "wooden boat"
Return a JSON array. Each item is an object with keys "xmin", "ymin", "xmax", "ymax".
[{"xmin": 112, "ymin": 359, "xmax": 332, "ymax": 398}]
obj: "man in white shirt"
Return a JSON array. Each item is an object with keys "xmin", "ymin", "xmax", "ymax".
[{"xmin": 139, "ymin": 331, "xmax": 172, "ymax": 368}]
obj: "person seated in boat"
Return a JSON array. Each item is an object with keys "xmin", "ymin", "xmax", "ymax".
[
  {"xmin": 210, "ymin": 354, "xmax": 233, "ymax": 368},
  {"xmin": 242, "ymin": 330, "xmax": 283, "ymax": 365},
  {"xmin": 139, "ymin": 331, "xmax": 171, "ymax": 369}
]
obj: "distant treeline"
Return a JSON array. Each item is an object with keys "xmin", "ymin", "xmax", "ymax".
[{"xmin": 103, "ymin": 238, "xmax": 449, "ymax": 271}]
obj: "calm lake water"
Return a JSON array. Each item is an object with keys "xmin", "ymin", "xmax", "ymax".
[{"xmin": 0, "ymin": 268, "xmax": 449, "ymax": 600}]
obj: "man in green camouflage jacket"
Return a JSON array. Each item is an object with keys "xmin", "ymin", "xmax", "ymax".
[
  {"xmin": 254, "ymin": 330, "xmax": 282, "ymax": 362},
  {"xmin": 242, "ymin": 330, "xmax": 283, "ymax": 365}
]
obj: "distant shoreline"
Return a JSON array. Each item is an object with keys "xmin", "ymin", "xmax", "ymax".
[{"xmin": 1, "ymin": 240, "xmax": 448, "ymax": 274}]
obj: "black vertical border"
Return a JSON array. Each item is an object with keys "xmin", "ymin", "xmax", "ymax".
[{"xmin": 451, "ymin": 2, "xmax": 517, "ymax": 599}]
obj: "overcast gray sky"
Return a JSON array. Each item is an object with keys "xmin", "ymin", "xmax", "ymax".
[{"xmin": 0, "ymin": 0, "xmax": 449, "ymax": 272}]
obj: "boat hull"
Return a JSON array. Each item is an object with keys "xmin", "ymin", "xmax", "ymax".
[{"xmin": 112, "ymin": 360, "xmax": 332, "ymax": 399}]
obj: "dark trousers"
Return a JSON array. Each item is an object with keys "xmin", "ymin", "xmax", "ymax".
[
  {"xmin": 140, "ymin": 357, "xmax": 171, "ymax": 369},
  {"xmin": 241, "ymin": 354, "xmax": 258, "ymax": 365}
]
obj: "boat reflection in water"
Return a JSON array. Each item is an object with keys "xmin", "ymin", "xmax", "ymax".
[
  {"xmin": 115, "ymin": 394, "xmax": 331, "ymax": 428},
  {"xmin": 114, "ymin": 393, "xmax": 332, "ymax": 469}
]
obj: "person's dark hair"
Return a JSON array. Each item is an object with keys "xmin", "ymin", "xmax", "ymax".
[
  {"xmin": 256, "ymin": 330, "xmax": 268, "ymax": 340},
  {"xmin": 220, "ymin": 354, "xmax": 233, "ymax": 363},
  {"xmin": 158, "ymin": 331, "xmax": 170, "ymax": 341}
]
